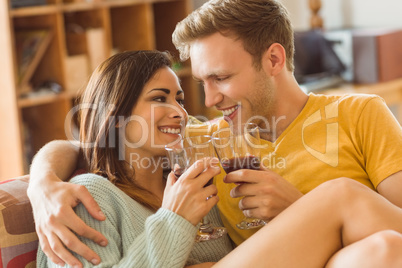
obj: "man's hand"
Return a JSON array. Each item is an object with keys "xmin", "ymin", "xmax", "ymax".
[
  {"xmin": 28, "ymin": 172, "xmax": 108, "ymax": 267},
  {"xmin": 224, "ymin": 167, "xmax": 303, "ymax": 221}
]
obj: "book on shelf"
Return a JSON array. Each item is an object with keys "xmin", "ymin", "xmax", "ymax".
[
  {"xmin": 15, "ymin": 29, "xmax": 53, "ymax": 96},
  {"xmin": 11, "ymin": 0, "xmax": 46, "ymax": 9}
]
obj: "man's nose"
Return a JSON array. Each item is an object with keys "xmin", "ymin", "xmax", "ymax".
[{"xmin": 203, "ymin": 84, "xmax": 223, "ymax": 108}]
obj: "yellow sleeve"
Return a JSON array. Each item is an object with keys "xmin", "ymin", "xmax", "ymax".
[{"xmin": 357, "ymin": 97, "xmax": 402, "ymax": 188}]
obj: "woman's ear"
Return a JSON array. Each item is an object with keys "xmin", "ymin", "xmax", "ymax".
[
  {"xmin": 261, "ymin": 43, "xmax": 286, "ymax": 76},
  {"xmin": 115, "ymin": 117, "xmax": 125, "ymax": 128}
]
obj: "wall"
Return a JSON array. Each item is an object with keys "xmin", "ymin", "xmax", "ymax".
[
  {"xmin": 281, "ymin": 0, "xmax": 402, "ymax": 30},
  {"xmin": 193, "ymin": 0, "xmax": 402, "ymax": 30}
]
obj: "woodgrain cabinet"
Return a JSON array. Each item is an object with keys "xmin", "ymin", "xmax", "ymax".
[{"xmin": 0, "ymin": 0, "xmax": 211, "ymax": 179}]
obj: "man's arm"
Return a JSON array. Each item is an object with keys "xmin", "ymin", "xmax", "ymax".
[
  {"xmin": 377, "ymin": 170, "xmax": 402, "ymax": 208},
  {"xmin": 27, "ymin": 140, "xmax": 107, "ymax": 267},
  {"xmin": 29, "ymin": 139, "xmax": 81, "ymax": 183}
]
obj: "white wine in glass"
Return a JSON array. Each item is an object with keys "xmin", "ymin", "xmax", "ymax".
[{"xmin": 165, "ymin": 135, "xmax": 227, "ymax": 242}]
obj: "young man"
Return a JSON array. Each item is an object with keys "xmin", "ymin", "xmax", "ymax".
[
  {"xmin": 28, "ymin": 0, "xmax": 402, "ymax": 266},
  {"xmin": 173, "ymin": 0, "xmax": 402, "ymax": 245}
]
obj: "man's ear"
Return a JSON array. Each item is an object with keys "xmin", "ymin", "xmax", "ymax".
[{"xmin": 261, "ymin": 43, "xmax": 286, "ymax": 76}]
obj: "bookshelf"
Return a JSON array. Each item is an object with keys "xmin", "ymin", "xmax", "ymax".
[{"xmin": 0, "ymin": 0, "xmax": 209, "ymax": 179}]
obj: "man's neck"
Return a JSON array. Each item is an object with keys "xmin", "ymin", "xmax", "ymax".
[{"xmin": 264, "ymin": 80, "xmax": 309, "ymax": 142}]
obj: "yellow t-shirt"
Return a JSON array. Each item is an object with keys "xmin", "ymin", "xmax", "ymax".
[{"xmin": 186, "ymin": 93, "xmax": 402, "ymax": 246}]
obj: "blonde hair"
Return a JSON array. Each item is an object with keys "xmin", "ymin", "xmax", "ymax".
[{"xmin": 173, "ymin": 0, "xmax": 295, "ymax": 71}]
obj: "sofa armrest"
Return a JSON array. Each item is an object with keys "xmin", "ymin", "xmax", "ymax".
[{"xmin": 0, "ymin": 175, "xmax": 38, "ymax": 267}]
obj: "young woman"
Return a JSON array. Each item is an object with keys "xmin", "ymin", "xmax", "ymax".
[{"xmin": 35, "ymin": 50, "xmax": 233, "ymax": 267}]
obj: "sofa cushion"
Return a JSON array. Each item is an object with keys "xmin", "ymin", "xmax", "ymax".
[{"xmin": 0, "ymin": 176, "xmax": 38, "ymax": 268}]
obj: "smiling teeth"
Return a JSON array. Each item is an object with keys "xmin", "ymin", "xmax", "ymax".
[
  {"xmin": 221, "ymin": 106, "xmax": 239, "ymax": 116},
  {"xmin": 161, "ymin": 128, "xmax": 181, "ymax": 134}
]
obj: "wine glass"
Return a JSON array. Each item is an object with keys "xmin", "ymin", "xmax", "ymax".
[
  {"xmin": 165, "ymin": 135, "xmax": 227, "ymax": 242},
  {"xmin": 212, "ymin": 123, "xmax": 266, "ymax": 230}
]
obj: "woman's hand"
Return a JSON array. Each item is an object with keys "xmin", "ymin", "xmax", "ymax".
[
  {"xmin": 162, "ymin": 158, "xmax": 221, "ymax": 225},
  {"xmin": 27, "ymin": 171, "xmax": 108, "ymax": 267}
]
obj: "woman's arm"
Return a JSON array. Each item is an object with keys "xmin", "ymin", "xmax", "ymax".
[{"xmin": 27, "ymin": 140, "xmax": 107, "ymax": 267}]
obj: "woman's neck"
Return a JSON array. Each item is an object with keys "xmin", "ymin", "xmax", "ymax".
[
  {"xmin": 124, "ymin": 151, "xmax": 166, "ymax": 200},
  {"xmin": 135, "ymin": 166, "xmax": 166, "ymax": 200}
]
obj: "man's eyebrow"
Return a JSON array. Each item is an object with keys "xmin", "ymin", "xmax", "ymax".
[
  {"xmin": 193, "ymin": 76, "xmax": 202, "ymax": 83},
  {"xmin": 193, "ymin": 72, "xmax": 226, "ymax": 82}
]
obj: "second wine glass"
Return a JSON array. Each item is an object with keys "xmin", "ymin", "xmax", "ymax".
[
  {"xmin": 212, "ymin": 123, "xmax": 266, "ymax": 230},
  {"xmin": 165, "ymin": 135, "xmax": 227, "ymax": 242}
]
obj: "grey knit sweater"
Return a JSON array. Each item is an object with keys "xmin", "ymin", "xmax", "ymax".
[{"xmin": 37, "ymin": 174, "xmax": 233, "ymax": 267}]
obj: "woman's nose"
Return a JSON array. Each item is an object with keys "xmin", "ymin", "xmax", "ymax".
[{"xmin": 169, "ymin": 103, "xmax": 187, "ymax": 120}]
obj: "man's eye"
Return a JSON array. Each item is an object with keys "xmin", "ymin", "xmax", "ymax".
[{"xmin": 216, "ymin": 77, "xmax": 227, "ymax": 82}]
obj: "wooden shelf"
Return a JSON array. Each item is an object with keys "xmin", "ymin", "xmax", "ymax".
[
  {"xmin": 0, "ymin": 0, "xmax": 198, "ymax": 179},
  {"xmin": 321, "ymin": 78, "xmax": 402, "ymax": 105},
  {"xmin": 10, "ymin": 5, "xmax": 58, "ymax": 17},
  {"xmin": 18, "ymin": 92, "xmax": 74, "ymax": 108},
  {"xmin": 320, "ymin": 78, "xmax": 402, "ymax": 124},
  {"xmin": 62, "ymin": 2, "xmax": 104, "ymax": 12},
  {"xmin": 62, "ymin": 0, "xmax": 181, "ymax": 11},
  {"xmin": 105, "ymin": 0, "xmax": 150, "ymax": 8}
]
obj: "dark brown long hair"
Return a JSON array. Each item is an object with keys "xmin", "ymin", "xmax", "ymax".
[{"xmin": 79, "ymin": 50, "xmax": 173, "ymax": 211}]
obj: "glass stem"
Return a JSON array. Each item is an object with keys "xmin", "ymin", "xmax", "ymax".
[{"xmin": 199, "ymin": 217, "xmax": 213, "ymax": 233}]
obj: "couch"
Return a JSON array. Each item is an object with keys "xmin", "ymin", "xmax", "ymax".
[{"xmin": 0, "ymin": 176, "xmax": 38, "ymax": 267}]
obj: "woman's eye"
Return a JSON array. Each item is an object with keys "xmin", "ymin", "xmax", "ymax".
[
  {"xmin": 177, "ymin": 99, "xmax": 185, "ymax": 106},
  {"xmin": 153, "ymin": 96, "xmax": 166, "ymax": 102}
]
